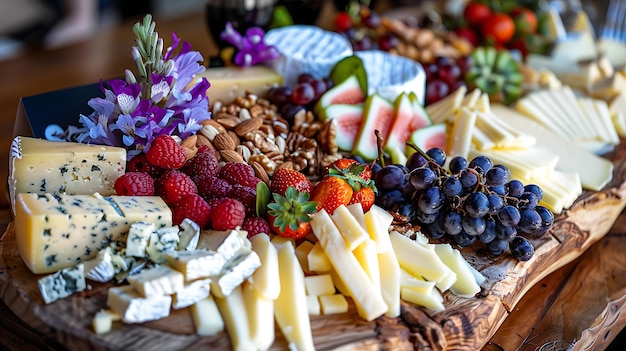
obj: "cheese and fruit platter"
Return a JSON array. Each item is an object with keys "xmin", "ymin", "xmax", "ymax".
[{"xmin": 2, "ymin": 1, "xmax": 626, "ymax": 350}]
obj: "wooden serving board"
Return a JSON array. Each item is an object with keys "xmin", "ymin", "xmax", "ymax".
[{"xmin": 2, "ymin": 145, "xmax": 626, "ymax": 351}]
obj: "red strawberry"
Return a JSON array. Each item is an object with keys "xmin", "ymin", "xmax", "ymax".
[
  {"xmin": 242, "ymin": 217, "xmax": 271, "ymax": 238},
  {"xmin": 172, "ymin": 193, "xmax": 211, "ymax": 227},
  {"xmin": 324, "ymin": 158, "xmax": 372, "ymax": 181},
  {"xmin": 211, "ymin": 198, "xmax": 246, "ymax": 230},
  {"xmin": 270, "ymin": 168, "xmax": 313, "ymax": 196},
  {"xmin": 114, "ymin": 172, "xmax": 154, "ymax": 196},
  {"xmin": 310, "ymin": 176, "xmax": 353, "ymax": 215},
  {"xmin": 266, "ymin": 187, "xmax": 317, "ymax": 239},
  {"xmin": 218, "ymin": 162, "xmax": 261, "ymax": 188},
  {"xmin": 146, "ymin": 135, "xmax": 186, "ymax": 169},
  {"xmin": 349, "ymin": 187, "xmax": 375, "ymax": 212},
  {"xmin": 156, "ymin": 169, "xmax": 198, "ymax": 205}
]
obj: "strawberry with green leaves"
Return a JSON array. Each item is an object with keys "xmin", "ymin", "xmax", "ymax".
[
  {"xmin": 311, "ymin": 162, "xmax": 376, "ymax": 215},
  {"xmin": 270, "ymin": 168, "xmax": 313, "ymax": 196},
  {"xmin": 266, "ymin": 186, "xmax": 317, "ymax": 239}
]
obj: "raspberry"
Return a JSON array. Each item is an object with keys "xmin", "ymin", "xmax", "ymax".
[
  {"xmin": 228, "ymin": 184, "xmax": 256, "ymax": 217},
  {"xmin": 172, "ymin": 194, "xmax": 211, "ymax": 228},
  {"xmin": 156, "ymin": 169, "xmax": 198, "ymax": 205},
  {"xmin": 210, "ymin": 198, "xmax": 246, "ymax": 231},
  {"xmin": 218, "ymin": 162, "xmax": 261, "ymax": 188},
  {"xmin": 195, "ymin": 175, "xmax": 232, "ymax": 200},
  {"xmin": 184, "ymin": 149, "xmax": 220, "ymax": 179},
  {"xmin": 241, "ymin": 217, "xmax": 271, "ymax": 238},
  {"xmin": 126, "ymin": 154, "xmax": 164, "ymax": 179},
  {"xmin": 146, "ymin": 135, "xmax": 186, "ymax": 169},
  {"xmin": 114, "ymin": 172, "xmax": 155, "ymax": 196}
]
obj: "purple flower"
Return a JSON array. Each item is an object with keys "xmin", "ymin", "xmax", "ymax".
[
  {"xmin": 220, "ymin": 22, "xmax": 279, "ymax": 67},
  {"xmin": 109, "ymin": 114, "xmax": 147, "ymax": 147}
]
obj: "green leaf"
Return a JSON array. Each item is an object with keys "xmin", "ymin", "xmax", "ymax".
[{"xmin": 256, "ymin": 181, "xmax": 271, "ymax": 217}]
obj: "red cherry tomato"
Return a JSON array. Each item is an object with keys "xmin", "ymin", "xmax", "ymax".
[
  {"xmin": 481, "ymin": 13, "xmax": 516, "ymax": 45},
  {"xmin": 463, "ymin": 2, "xmax": 492, "ymax": 28},
  {"xmin": 334, "ymin": 12, "xmax": 353, "ymax": 33},
  {"xmin": 510, "ymin": 7, "xmax": 538, "ymax": 34}
]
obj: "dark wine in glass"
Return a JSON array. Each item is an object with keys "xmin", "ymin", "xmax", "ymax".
[{"xmin": 205, "ymin": 0, "xmax": 276, "ymax": 50}]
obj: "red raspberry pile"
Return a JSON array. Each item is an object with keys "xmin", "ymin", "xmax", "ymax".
[{"xmin": 113, "ymin": 135, "xmax": 270, "ymax": 233}]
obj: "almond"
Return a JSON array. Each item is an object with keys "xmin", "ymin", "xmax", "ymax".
[
  {"xmin": 195, "ymin": 133, "xmax": 216, "ymax": 151},
  {"xmin": 235, "ymin": 117, "xmax": 264, "ymax": 137},
  {"xmin": 251, "ymin": 161, "xmax": 270, "ymax": 185},
  {"xmin": 183, "ymin": 146, "xmax": 197, "ymax": 161},
  {"xmin": 181, "ymin": 135, "xmax": 197, "ymax": 150},
  {"xmin": 220, "ymin": 149, "xmax": 244, "ymax": 163},
  {"xmin": 227, "ymin": 130, "xmax": 241, "ymax": 147},
  {"xmin": 213, "ymin": 132, "xmax": 236, "ymax": 151}
]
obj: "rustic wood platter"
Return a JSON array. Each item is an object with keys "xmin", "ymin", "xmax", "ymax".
[{"xmin": 2, "ymin": 144, "xmax": 626, "ymax": 351}]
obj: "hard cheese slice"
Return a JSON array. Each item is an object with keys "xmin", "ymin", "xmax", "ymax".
[
  {"xmin": 9, "ymin": 136, "xmax": 126, "ymax": 213},
  {"xmin": 15, "ymin": 193, "xmax": 172, "ymax": 274}
]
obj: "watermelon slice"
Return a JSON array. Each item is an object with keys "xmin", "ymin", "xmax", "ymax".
[
  {"xmin": 406, "ymin": 123, "xmax": 448, "ymax": 157},
  {"xmin": 383, "ymin": 92, "xmax": 432, "ymax": 162},
  {"xmin": 314, "ymin": 75, "xmax": 366, "ymax": 114},
  {"xmin": 320, "ymin": 104, "xmax": 364, "ymax": 151},
  {"xmin": 352, "ymin": 94, "xmax": 395, "ymax": 161}
]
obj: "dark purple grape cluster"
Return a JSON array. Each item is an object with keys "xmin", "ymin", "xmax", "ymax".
[
  {"xmin": 425, "ymin": 56, "xmax": 473, "ymax": 105},
  {"xmin": 268, "ymin": 73, "xmax": 333, "ymax": 122},
  {"xmin": 375, "ymin": 148, "xmax": 555, "ymax": 261}
]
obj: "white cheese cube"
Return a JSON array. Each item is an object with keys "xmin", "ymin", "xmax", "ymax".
[
  {"xmin": 319, "ymin": 294, "xmax": 349, "ymax": 315},
  {"xmin": 166, "ymin": 249, "xmax": 224, "ymax": 281},
  {"xmin": 190, "ymin": 295, "xmax": 224, "ymax": 336},
  {"xmin": 107, "ymin": 285, "xmax": 172, "ymax": 323},
  {"xmin": 304, "ymin": 274, "xmax": 335, "ymax": 296},
  {"xmin": 127, "ymin": 265, "xmax": 184, "ymax": 298},
  {"xmin": 172, "ymin": 278, "xmax": 212, "ymax": 309},
  {"xmin": 306, "ymin": 295, "xmax": 321, "ymax": 315}
]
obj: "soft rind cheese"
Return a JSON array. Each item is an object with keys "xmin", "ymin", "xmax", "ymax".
[
  {"xmin": 193, "ymin": 66, "xmax": 283, "ymax": 106},
  {"xmin": 38, "ymin": 263, "xmax": 86, "ymax": 304},
  {"xmin": 9, "ymin": 136, "xmax": 126, "ymax": 214},
  {"xmin": 127, "ymin": 265, "xmax": 184, "ymax": 298},
  {"xmin": 356, "ymin": 50, "xmax": 426, "ymax": 104},
  {"xmin": 15, "ymin": 193, "xmax": 172, "ymax": 274},
  {"xmin": 264, "ymin": 25, "xmax": 353, "ymax": 87},
  {"xmin": 107, "ymin": 285, "xmax": 172, "ymax": 323}
]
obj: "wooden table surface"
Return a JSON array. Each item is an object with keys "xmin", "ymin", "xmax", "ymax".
[{"xmin": 0, "ymin": 10, "xmax": 625, "ymax": 351}]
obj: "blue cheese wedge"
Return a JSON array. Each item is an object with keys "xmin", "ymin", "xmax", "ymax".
[
  {"xmin": 14, "ymin": 193, "xmax": 172, "ymax": 274},
  {"xmin": 177, "ymin": 218, "xmax": 200, "ymax": 251},
  {"xmin": 8, "ymin": 136, "xmax": 126, "ymax": 214},
  {"xmin": 38, "ymin": 263, "xmax": 86, "ymax": 304},
  {"xmin": 83, "ymin": 248, "xmax": 116, "ymax": 283},
  {"xmin": 126, "ymin": 222, "xmax": 155, "ymax": 258},
  {"xmin": 264, "ymin": 25, "xmax": 353, "ymax": 87},
  {"xmin": 107, "ymin": 285, "xmax": 172, "ymax": 323},
  {"xmin": 212, "ymin": 250, "xmax": 261, "ymax": 298},
  {"xmin": 356, "ymin": 50, "xmax": 426, "ymax": 104},
  {"xmin": 146, "ymin": 226, "xmax": 180, "ymax": 264}
]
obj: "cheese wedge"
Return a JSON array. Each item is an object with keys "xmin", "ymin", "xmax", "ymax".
[{"xmin": 214, "ymin": 286, "xmax": 256, "ymax": 351}]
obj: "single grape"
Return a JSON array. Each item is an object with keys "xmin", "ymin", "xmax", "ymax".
[
  {"xmin": 459, "ymin": 169, "xmax": 478, "ymax": 188},
  {"xmin": 498, "ymin": 205, "xmax": 521, "ymax": 227},
  {"xmin": 416, "ymin": 208, "xmax": 439, "ymax": 224},
  {"xmin": 533, "ymin": 205, "xmax": 555, "ymax": 236},
  {"xmin": 424, "ymin": 63, "xmax": 439, "ymax": 82},
  {"xmin": 426, "ymin": 148, "xmax": 446, "ymax": 166},
  {"xmin": 453, "ymin": 230, "xmax": 476, "ymax": 247},
  {"xmin": 393, "ymin": 163, "xmax": 410, "ymax": 174},
  {"xmin": 409, "ymin": 167, "xmax": 437, "ymax": 190},
  {"xmin": 465, "ymin": 192, "xmax": 489, "ymax": 218},
  {"xmin": 524, "ymin": 184, "xmax": 543, "ymax": 201},
  {"xmin": 377, "ymin": 33, "xmax": 398, "ymax": 51},
  {"xmin": 509, "ymin": 236, "xmax": 535, "ymax": 261},
  {"xmin": 462, "ymin": 214, "xmax": 486, "ymax": 236},
  {"xmin": 442, "ymin": 176, "xmax": 462, "ymax": 198},
  {"xmin": 353, "ymin": 36, "xmax": 374, "ymax": 51},
  {"xmin": 417, "ymin": 186, "xmax": 444, "ymax": 215},
  {"xmin": 489, "ymin": 185, "xmax": 506, "ymax": 195},
  {"xmin": 487, "ymin": 193, "xmax": 504, "ymax": 215},
  {"xmin": 297, "ymin": 73, "xmax": 316, "ymax": 84},
  {"xmin": 291, "ymin": 82, "xmax": 315, "ymax": 105},
  {"xmin": 426, "ymin": 79, "xmax": 449, "ymax": 105},
  {"xmin": 478, "ymin": 219, "xmax": 497, "ymax": 243},
  {"xmin": 495, "ymin": 221, "xmax": 517, "ymax": 241},
  {"xmin": 406, "ymin": 152, "xmax": 428, "ymax": 171},
  {"xmin": 280, "ymin": 103, "xmax": 305, "ymax": 123},
  {"xmin": 397, "ymin": 202, "xmax": 417, "ymax": 222},
  {"xmin": 268, "ymin": 86, "xmax": 292, "ymax": 108},
  {"xmin": 375, "ymin": 165, "xmax": 405, "ymax": 191},
  {"xmin": 518, "ymin": 191, "xmax": 539, "ymax": 209},
  {"xmin": 456, "ymin": 55, "xmax": 473, "ymax": 75},
  {"xmin": 469, "ymin": 155, "xmax": 493, "ymax": 175},
  {"xmin": 370, "ymin": 162, "xmax": 382, "ymax": 179},
  {"xmin": 402, "ymin": 181, "xmax": 416, "ymax": 198},
  {"xmin": 425, "ymin": 216, "xmax": 446, "ymax": 239},
  {"xmin": 443, "ymin": 211, "xmax": 463, "ymax": 235},
  {"xmin": 506, "ymin": 179, "xmax": 525, "ymax": 198},
  {"xmin": 375, "ymin": 189, "xmax": 404, "ymax": 210},
  {"xmin": 494, "ymin": 165, "xmax": 511, "ymax": 182},
  {"xmin": 323, "ymin": 77, "xmax": 334, "ymax": 90},
  {"xmin": 437, "ymin": 63, "xmax": 462, "ymax": 89},
  {"xmin": 486, "ymin": 166, "xmax": 508, "ymax": 186},
  {"xmin": 449, "ymin": 156, "xmax": 468, "ymax": 174},
  {"xmin": 309, "ymin": 79, "xmax": 328, "ymax": 100},
  {"xmin": 518, "ymin": 208, "xmax": 542, "ymax": 234},
  {"xmin": 488, "ymin": 239, "xmax": 508, "ymax": 256},
  {"xmin": 361, "ymin": 10, "xmax": 381, "ymax": 28}
]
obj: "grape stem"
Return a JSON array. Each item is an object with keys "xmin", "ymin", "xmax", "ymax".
[{"xmin": 375, "ymin": 129, "xmax": 385, "ymax": 168}]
